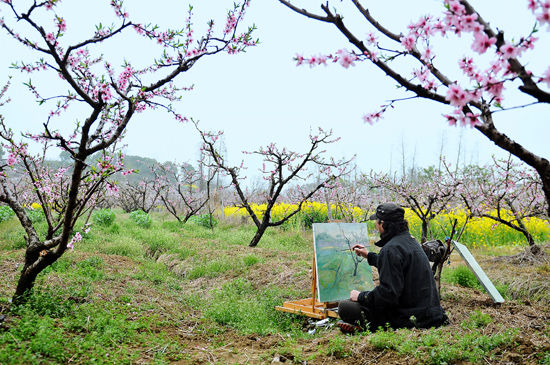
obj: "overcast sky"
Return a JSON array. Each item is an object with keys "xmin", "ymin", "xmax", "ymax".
[{"xmin": 1, "ymin": 0, "xmax": 548, "ymax": 178}]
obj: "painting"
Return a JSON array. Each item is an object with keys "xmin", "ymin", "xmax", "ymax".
[{"xmin": 313, "ymin": 223, "xmax": 374, "ymax": 303}]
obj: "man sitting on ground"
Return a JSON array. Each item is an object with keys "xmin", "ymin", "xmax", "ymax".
[{"xmin": 337, "ymin": 203, "xmax": 448, "ymax": 333}]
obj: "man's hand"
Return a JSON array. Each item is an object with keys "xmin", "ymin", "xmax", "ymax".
[
  {"xmin": 350, "ymin": 290, "xmax": 360, "ymax": 301},
  {"xmin": 352, "ymin": 244, "xmax": 368, "ymax": 258}
]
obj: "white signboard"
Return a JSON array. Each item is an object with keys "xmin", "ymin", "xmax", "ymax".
[{"xmin": 452, "ymin": 240, "xmax": 504, "ymax": 304}]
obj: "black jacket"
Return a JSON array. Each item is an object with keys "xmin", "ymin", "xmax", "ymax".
[{"xmin": 357, "ymin": 232, "xmax": 447, "ymax": 329}]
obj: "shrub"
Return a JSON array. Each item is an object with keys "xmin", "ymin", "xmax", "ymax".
[
  {"xmin": 25, "ymin": 208, "xmax": 45, "ymax": 223},
  {"xmin": 93, "ymin": 209, "xmax": 116, "ymax": 227},
  {"xmin": 447, "ymin": 265, "xmax": 480, "ymax": 289},
  {"xmin": 129, "ymin": 210, "xmax": 152, "ymax": 228},
  {"xmin": 189, "ymin": 213, "xmax": 217, "ymax": 229},
  {"xmin": 299, "ymin": 208, "xmax": 327, "ymax": 228},
  {"xmin": 0, "ymin": 205, "xmax": 14, "ymax": 223}
]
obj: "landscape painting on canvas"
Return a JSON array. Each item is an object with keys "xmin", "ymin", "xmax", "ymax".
[{"xmin": 313, "ymin": 223, "xmax": 374, "ymax": 303}]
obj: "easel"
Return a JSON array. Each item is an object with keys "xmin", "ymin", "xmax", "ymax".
[{"xmin": 275, "ymin": 254, "xmax": 339, "ymax": 319}]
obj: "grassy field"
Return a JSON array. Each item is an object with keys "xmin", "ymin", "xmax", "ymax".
[{"xmin": 0, "ymin": 211, "xmax": 549, "ymax": 364}]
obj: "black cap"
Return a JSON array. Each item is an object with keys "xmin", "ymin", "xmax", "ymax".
[{"xmin": 368, "ymin": 203, "xmax": 405, "ymax": 222}]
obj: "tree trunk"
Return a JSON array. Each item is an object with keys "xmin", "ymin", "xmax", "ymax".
[
  {"xmin": 249, "ymin": 225, "xmax": 268, "ymax": 247},
  {"xmin": 421, "ymin": 219, "xmax": 429, "ymax": 243},
  {"xmin": 13, "ymin": 250, "xmax": 58, "ymax": 304}
]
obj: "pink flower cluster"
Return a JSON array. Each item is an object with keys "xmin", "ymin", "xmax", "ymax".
[
  {"xmin": 445, "ymin": 83, "xmax": 474, "ymax": 108},
  {"xmin": 336, "ymin": 49, "xmax": 357, "ymax": 68},
  {"xmin": 110, "ymin": 0, "xmax": 129, "ymax": 19},
  {"xmin": 444, "ymin": 110, "xmax": 480, "ymax": 128},
  {"xmin": 56, "ymin": 16, "xmax": 66, "ymax": 32},
  {"xmin": 541, "ymin": 66, "xmax": 550, "ymax": 88},
  {"xmin": 67, "ymin": 232, "xmax": 82, "ymax": 251},
  {"xmin": 295, "ymin": 49, "xmax": 358, "ymax": 69},
  {"xmin": 529, "ymin": 0, "xmax": 550, "ymax": 28}
]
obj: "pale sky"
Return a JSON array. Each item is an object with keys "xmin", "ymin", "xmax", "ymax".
[{"xmin": 1, "ymin": 0, "xmax": 548, "ymax": 178}]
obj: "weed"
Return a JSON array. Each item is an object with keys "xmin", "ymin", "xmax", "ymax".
[
  {"xmin": 0, "ymin": 205, "xmax": 14, "ymax": 223},
  {"xmin": 25, "ymin": 209, "xmax": 45, "ymax": 223},
  {"xmin": 129, "ymin": 210, "xmax": 152, "ymax": 228},
  {"xmin": 93, "ymin": 208, "xmax": 116, "ymax": 227},
  {"xmin": 369, "ymin": 328, "xmax": 403, "ymax": 350},
  {"xmin": 243, "ymin": 254, "xmax": 260, "ymax": 267},
  {"xmin": 189, "ymin": 213, "xmax": 218, "ymax": 229},
  {"xmin": 324, "ymin": 336, "xmax": 352, "ymax": 358},
  {"xmin": 461, "ymin": 310, "xmax": 492, "ymax": 329}
]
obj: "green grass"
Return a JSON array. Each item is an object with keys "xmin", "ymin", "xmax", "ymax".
[
  {"xmin": 1, "ymin": 290, "xmax": 177, "ymax": 364},
  {"xmin": 0, "ymin": 211, "xmax": 546, "ymax": 364},
  {"xmin": 367, "ymin": 326, "xmax": 519, "ymax": 364},
  {"xmin": 203, "ymin": 278, "xmax": 305, "ymax": 336}
]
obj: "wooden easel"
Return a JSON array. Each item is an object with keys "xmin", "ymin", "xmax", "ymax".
[{"xmin": 275, "ymin": 254, "xmax": 339, "ymax": 319}]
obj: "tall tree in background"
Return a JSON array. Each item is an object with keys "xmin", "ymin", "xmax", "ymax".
[
  {"xmin": 279, "ymin": 0, "xmax": 550, "ymax": 217},
  {"xmin": 198, "ymin": 125, "xmax": 353, "ymax": 246},
  {"xmin": 153, "ymin": 160, "xmax": 217, "ymax": 223},
  {"xmin": 0, "ymin": 0, "xmax": 256, "ymax": 302},
  {"xmin": 371, "ymin": 166, "xmax": 459, "ymax": 242},
  {"xmin": 456, "ymin": 156, "xmax": 547, "ymax": 257}
]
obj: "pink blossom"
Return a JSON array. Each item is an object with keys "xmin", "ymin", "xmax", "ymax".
[
  {"xmin": 460, "ymin": 112, "xmax": 481, "ymax": 127},
  {"xmin": 448, "ymin": 0, "xmax": 466, "ymax": 15},
  {"xmin": 536, "ymin": 10, "xmax": 550, "ymax": 26},
  {"xmin": 316, "ymin": 54, "xmax": 327, "ymax": 66},
  {"xmin": 458, "ymin": 57, "xmax": 476, "ymax": 78},
  {"xmin": 541, "ymin": 66, "xmax": 550, "ymax": 88},
  {"xmin": 471, "ymin": 32, "xmax": 496, "ymax": 54},
  {"xmin": 364, "ymin": 50, "xmax": 378, "ymax": 62},
  {"xmin": 421, "ymin": 46, "xmax": 433, "ymax": 62},
  {"xmin": 445, "ymin": 84, "xmax": 473, "ymax": 108},
  {"xmin": 366, "ymin": 32, "xmax": 377, "ymax": 45},
  {"xmin": 56, "ymin": 17, "xmax": 66, "ymax": 32},
  {"xmin": 460, "ymin": 14, "xmax": 479, "ymax": 31},
  {"xmin": 295, "ymin": 54, "xmax": 304, "ymax": 66},
  {"xmin": 7, "ymin": 153, "xmax": 17, "ymax": 166},
  {"xmin": 499, "ymin": 43, "xmax": 519, "ymax": 59},
  {"xmin": 400, "ymin": 34, "xmax": 416, "ymax": 51},
  {"xmin": 336, "ymin": 49, "xmax": 356, "ymax": 69},
  {"xmin": 45, "ymin": 33, "xmax": 56, "ymax": 44},
  {"xmin": 68, "ymin": 232, "xmax": 82, "ymax": 251},
  {"xmin": 483, "ymin": 77, "xmax": 505, "ymax": 99},
  {"xmin": 444, "ymin": 114, "xmax": 458, "ymax": 126}
]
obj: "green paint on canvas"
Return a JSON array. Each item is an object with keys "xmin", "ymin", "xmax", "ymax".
[{"xmin": 313, "ymin": 223, "xmax": 374, "ymax": 302}]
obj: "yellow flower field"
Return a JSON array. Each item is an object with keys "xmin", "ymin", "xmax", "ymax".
[{"xmin": 223, "ymin": 202, "xmax": 550, "ymax": 248}]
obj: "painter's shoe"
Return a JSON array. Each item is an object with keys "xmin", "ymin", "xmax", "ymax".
[{"xmin": 337, "ymin": 320, "xmax": 362, "ymax": 335}]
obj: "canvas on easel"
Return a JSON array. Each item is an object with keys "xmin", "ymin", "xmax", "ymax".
[
  {"xmin": 313, "ymin": 223, "xmax": 374, "ymax": 302},
  {"xmin": 274, "ymin": 222, "xmax": 374, "ymax": 319}
]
